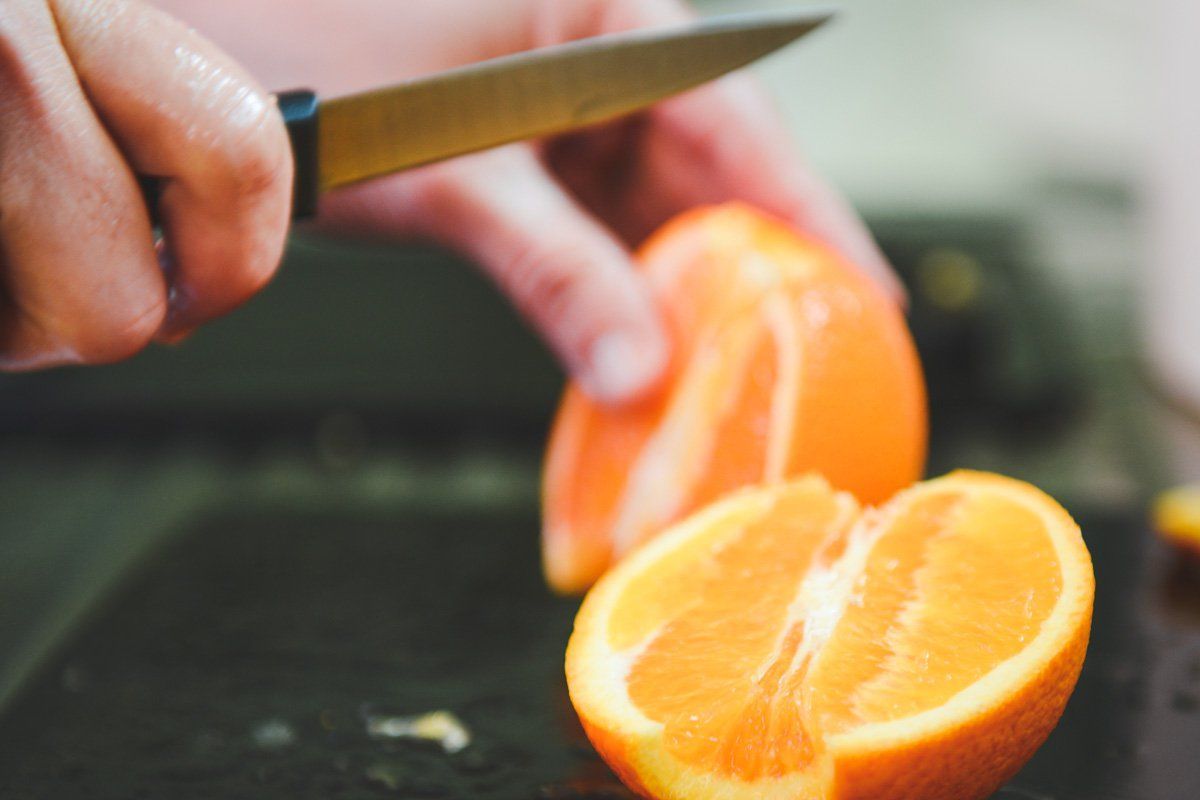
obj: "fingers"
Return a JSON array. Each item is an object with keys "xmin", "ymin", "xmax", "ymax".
[
  {"xmin": 323, "ymin": 146, "xmax": 669, "ymax": 404},
  {"xmin": 541, "ymin": 0, "xmax": 904, "ymax": 303},
  {"xmin": 0, "ymin": 0, "xmax": 291, "ymax": 369},
  {"xmin": 644, "ymin": 75, "xmax": 906, "ymax": 302},
  {"xmin": 50, "ymin": 0, "xmax": 292, "ymax": 339},
  {"xmin": 0, "ymin": 0, "xmax": 165, "ymax": 368}
]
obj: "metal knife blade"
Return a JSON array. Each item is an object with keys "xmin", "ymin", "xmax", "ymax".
[{"xmin": 316, "ymin": 9, "xmax": 833, "ymax": 191}]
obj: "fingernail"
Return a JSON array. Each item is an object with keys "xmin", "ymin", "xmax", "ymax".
[{"xmin": 581, "ymin": 330, "xmax": 668, "ymax": 404}]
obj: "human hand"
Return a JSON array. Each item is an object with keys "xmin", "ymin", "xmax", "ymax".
[
  {"xmin": 164, "ymin": 0, "xmax": 900, "ymax": 403},
  {"xmin": 310, "ymin": 0, "xmax": 902, "ymax": 403},
  {"xmin": 0, "ymin": 0, "xmax": 293, "ymax": 369},
  {"xmin": 14, "ymin": 0, "xmax": 899, "ymax": 397}
]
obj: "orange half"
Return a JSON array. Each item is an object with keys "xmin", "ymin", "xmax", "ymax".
[
  {"xmin": 566, "ymin": 471, "xmax": 1094, "ymax": 800},
  {"xmin": 542, "ymin": 203, "xmax": 926, "ymax": 594}
]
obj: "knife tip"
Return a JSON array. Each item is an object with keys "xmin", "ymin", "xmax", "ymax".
[{"xmin": 703, "ymin": 5, "xmax": 840, "ymax": 40}]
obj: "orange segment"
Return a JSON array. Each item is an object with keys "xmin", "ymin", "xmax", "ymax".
[
  {"xmin": 566, "ymin": 471, "xmax": 1094, "ymax": 800},
  {"xmin": 606, "ymin": 495, "xmax": 766, "ymax": 651},
  {"xmin": 684, "ymin": 324, "xmax": 779, "ymax": 513},
  {"xmin": 542, "ymin": 386, "xmax": 662, "ymax": 583},
  {"xmin": 624, "ymin": 480, "xmax": 856, "ymax": 781},
  {"xmin": 542, "ymin": 203, "xmax": 927, "ymax": 594},
  {"xmin": 813, "ymin": 492, "xmax": 1064, "ymax": 734},
  {"xmin": 804, "ymin": 491, "xmax": 963, "ymax": 735}
]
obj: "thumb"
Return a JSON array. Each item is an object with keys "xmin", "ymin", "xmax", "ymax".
[{"xmin": 325, "ymin": 145, "xmax": 670, "ymax": 404}]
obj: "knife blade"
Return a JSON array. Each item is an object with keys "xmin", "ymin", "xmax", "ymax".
[
  {"xmin": 141, "ymin": 8, "xmax": 833, "ymax": 221},
  {"xmin": 318, "ymin": 9, "xmax": 832, "ymax": 192}
]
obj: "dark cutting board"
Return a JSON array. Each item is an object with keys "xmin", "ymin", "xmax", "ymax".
[{"xmin": 0, "ymin": 501, "xmax": 1196, "ymax": 799}]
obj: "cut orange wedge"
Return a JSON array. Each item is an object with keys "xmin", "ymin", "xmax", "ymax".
[
  {"xmin": 566, "ymin": 471, "xmax": 1094, "ymax": 800},
  {"xmin": 542, "ymin": 203, "xmax": 926, "ymax": 594}
]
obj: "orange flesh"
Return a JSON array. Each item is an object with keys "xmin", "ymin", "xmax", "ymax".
[
  {"xmin": 684, "ymin": 326, "xmax": 778, "ymax": 514},
  {"xmin": 607, "ymin": 484, "xmax": 1065, "ymax": 781},
  {"xmin": 546, "ymin": 387, "xmax": 661, "ymax": 574},
  {"xmin": 542, "ymin": 204, "xmax": 927, "ymax": 594}
]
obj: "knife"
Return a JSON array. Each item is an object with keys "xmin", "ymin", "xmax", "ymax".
[{"xmin": 141, "ymin": 8, "xmax": 832, "ymax": 222}]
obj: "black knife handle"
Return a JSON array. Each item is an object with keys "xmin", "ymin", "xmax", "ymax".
[{"xmin": 138, "ymin": 88, "xmax": 319, "ymax": 227}]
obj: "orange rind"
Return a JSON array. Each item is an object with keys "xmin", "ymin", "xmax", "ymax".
[
  {"xmin": 566, "ymin": 471, "xmax": 1094, "ymax": 800},
  {"xmin": 543, "ymin": 203, "xmax": 926, "ymax": 593}
]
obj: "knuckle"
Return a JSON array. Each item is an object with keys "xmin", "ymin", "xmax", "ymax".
[
  {"xmin": 499, "ymin": 241, "xmax": 588, "ymax": 326},
  {"xmin": 228, "ymin": 136, "xmax": 290, "ymax": 203},
  {"xmin": 212, "ymin": 94, "xmax": 293, "ymax": 203}
]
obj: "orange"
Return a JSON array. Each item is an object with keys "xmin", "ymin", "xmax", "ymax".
[
  {"xmin": 542, "ymin": 203, "xmax": 926, "ymax": 594},
  {"xmin": 1153, "ymin": 483, "xmax": 1200, "ymax": 556},
  {"xmin": 566, "ymin": 471, "xmax": 1094, "ymax": 800}
]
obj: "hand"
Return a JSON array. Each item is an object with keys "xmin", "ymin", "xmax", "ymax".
[
  {"xmin": 0, "ymin": 0, "xmax": 293, "ymax": 369},
  {"xmin": 331, "ymin": 1, "xmax": 900, "ymax": 404},
  {"xmin": 13, "ymin": 0, "xmax": 899, "ymax": 397}
]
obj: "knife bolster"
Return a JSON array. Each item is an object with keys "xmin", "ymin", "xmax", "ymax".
[{"xmin": 278, "ymin": 89, "xmax": 319, "ymax": 220}]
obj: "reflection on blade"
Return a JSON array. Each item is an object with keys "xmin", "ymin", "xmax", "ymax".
[{"xmin": 317, "ymin": 9, "xmax": 833, "ymax": 189}]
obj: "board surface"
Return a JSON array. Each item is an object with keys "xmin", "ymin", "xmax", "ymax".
[{"xmin": 0, "ymin": 504, "xmax": 1196, "ymax": 799}]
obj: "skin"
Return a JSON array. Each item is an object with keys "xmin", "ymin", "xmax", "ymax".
[{"xmin": 1, "ymin": 0, "xmax": 899, "ymax": 402}]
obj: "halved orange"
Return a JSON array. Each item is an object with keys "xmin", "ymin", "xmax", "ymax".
[
  {"xmin": 542, "ymin": 203, "xmax": 926, "ymax": 594},
  {"xmin": 566, "ymin": 471, "xmax": 1094, "ymax": 800}
]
